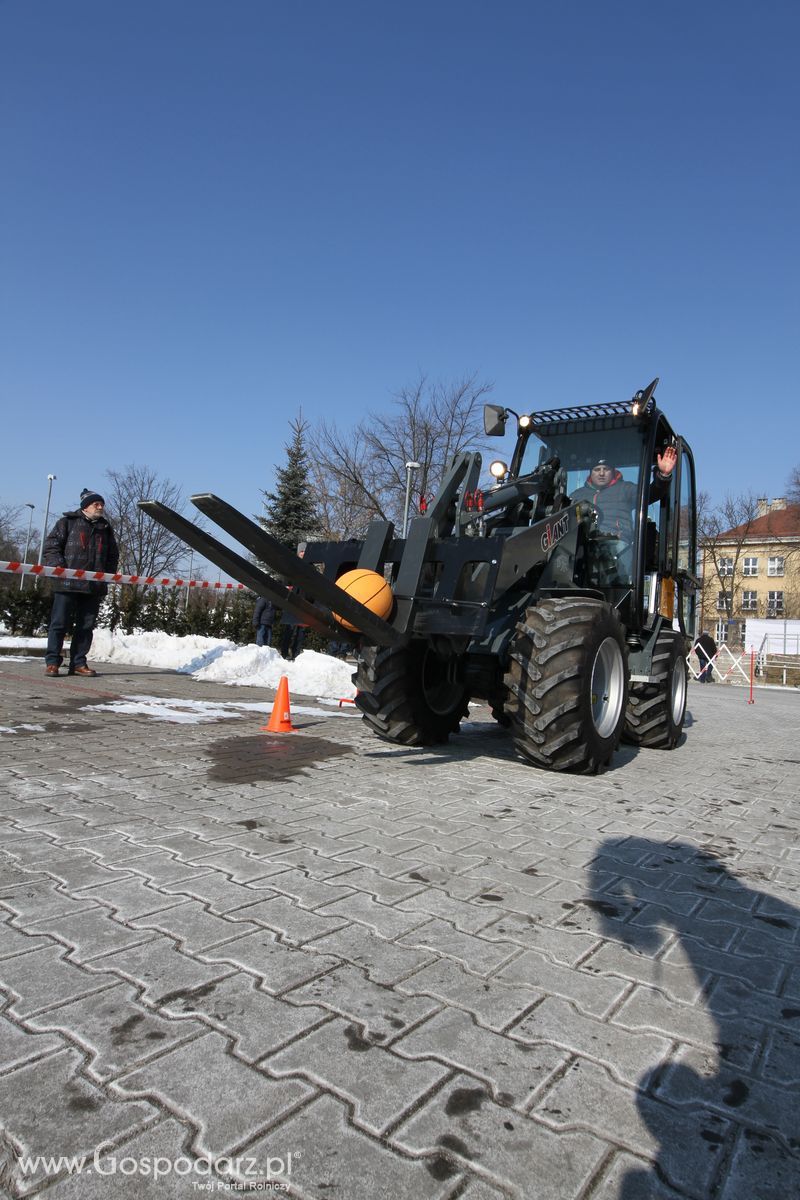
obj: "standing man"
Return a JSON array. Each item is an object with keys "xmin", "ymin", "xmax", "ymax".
[
  {"xmin": 253, "ymin": 596, "xmax": 276, "ymax": 647},
  {"xmin": 42, "ymin": 488, "xmax": 119, "ymax": 677},
  {"xmin": 696, "ymin": 631, "xmax": 718, "ymax": 683}
]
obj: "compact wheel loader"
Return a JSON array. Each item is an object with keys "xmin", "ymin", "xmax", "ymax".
[{"xmin": 141, "ymin": 378, "xmax": 698, "ymax": 773}]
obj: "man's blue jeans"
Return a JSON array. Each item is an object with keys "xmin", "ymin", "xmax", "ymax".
[
  {"xmin": 256, "ymin": 624, "xmax": 273, "ymax": 647},
  {"xmin": 46, "ymin": 592, "xmax": 102, "ymax": 668}
]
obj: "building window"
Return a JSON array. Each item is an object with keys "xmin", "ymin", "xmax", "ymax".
[
  {"xmin": 741, "ymin": 591, "xmax": 758, "ymax": 611},
  {"xmin": 767, "ymin": 591, "xmax": 784, "ymax": 616},
  {"xmin": 716, "ymin": 592, "xmax": 732, "ymax": 612},
  {"xmin": 715, "ymin": 619, "xmax": 728, "ymax": 644},
  {"xmin": 768, "ymin": 556, "xmax": 785, "ymax": 577},
  {"xmin": 743, "ymin": 557, "xmax": 758, "ymax": 576},
  {"xmin": 718, "ymin": 557, "xmax": 734, "ymax": 576}
]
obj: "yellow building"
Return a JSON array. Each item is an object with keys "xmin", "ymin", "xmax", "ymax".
[{"xmin": 700, "ymin": 498, "xmax": 800, "ymax": 645}]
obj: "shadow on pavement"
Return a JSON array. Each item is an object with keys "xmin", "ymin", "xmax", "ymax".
[{"xmin": 588, "ymin": 838, "xmax": 800, "ymax": 1198}]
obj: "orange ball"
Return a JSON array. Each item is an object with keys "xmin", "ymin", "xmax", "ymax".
[{"xmin": 333, "ymin": 568, "xmax": 394, "ymax": 632}]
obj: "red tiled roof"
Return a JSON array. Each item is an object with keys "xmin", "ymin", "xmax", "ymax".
[{"xmin": 720, "ymin": 504, "xmax": 800, "ymax": 540}]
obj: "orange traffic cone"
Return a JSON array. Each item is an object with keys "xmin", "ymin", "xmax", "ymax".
[{"xmin": 261, "ymin": 675, "xmax": 295, "ymax": 732}]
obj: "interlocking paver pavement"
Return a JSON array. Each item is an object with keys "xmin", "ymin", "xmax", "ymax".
[{"xmin": 0, "ymin": 656, "xmax": 799, "ymax": 1197}]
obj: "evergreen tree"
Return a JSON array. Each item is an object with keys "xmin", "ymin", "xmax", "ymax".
[{"xmin": 259, "ymin": 416, "xmax": 322, "ymax": 550}]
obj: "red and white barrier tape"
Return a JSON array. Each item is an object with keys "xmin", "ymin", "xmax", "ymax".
[{"xmin": 0, "ymin": 561, "xmax": 248, "ymax": 592}]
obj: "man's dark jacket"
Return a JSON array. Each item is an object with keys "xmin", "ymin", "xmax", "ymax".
[
  {"xmin": 697, "ymin": 632, "xmax": 717, "ymax": 663},
  {"xmin": 253, "ymin": 597, "xmax": 276, "ymax": 628},
  {"xmin": 42, "ymin": 510, "xmax": 119, "ymax": 595},
  {"xmin": 571, "ymin": 469, "xmax": 671, "ymax": 540}
]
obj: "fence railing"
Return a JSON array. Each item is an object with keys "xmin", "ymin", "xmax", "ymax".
[{"xmin": 689, "ymin": 641, "xmax": 800, "ymax": 688}]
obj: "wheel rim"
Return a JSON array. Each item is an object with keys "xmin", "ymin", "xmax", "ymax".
[
  {"xmin": 421, "ymin": 650, "xmax": 463, "ymax": 716},
  {"xmin": 670, "ymin": 656, "xmax": 687, "ymax": 726},
  {"xmin": 590, "ymin": 637, "xmax": 626, "ymax": 738}
]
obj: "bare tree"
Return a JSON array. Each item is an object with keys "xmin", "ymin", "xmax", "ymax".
[
  {"xmin": 0, "ymin": 503, "xmax": 39, "ymax": 562},
  {"xmin": 310, "ymin": 373, "xmax": 494, "ymax": 538},
  {"xmin": 787, "ymin": 465, "xmax": 800, "ymax": 505},
  {"xmin": 698, "ymin": 492, "xmax": 761, "ymax": 626},
  {"xmin": 104, "ymin": 465, "xmax": 187, "ymax": 576}
]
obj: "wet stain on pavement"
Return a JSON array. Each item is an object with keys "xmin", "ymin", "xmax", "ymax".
[
  {"xmin": 157, "ymin": 981, "xmax": 218, "ymax": 1009},
  {"xmin": 580, "ymin": 898, "xmax": 622, "ymax": 919},
  {"xmin": 27, "ymin": 698, "xmax": 98, "ymax": 715},
  {"xmin": 425, "ymin": 1154, "xmax": 457, "ymax": 1181},
  {"xmin": 445, "ymin": 1086, "xmax": 486, "ymax": 1116},
  {"xmin": 437, "ymin": 1133, "xmax": 472, "ymax": 1159},
  {"xmin": 722, "ymin": 1079, "xmax": 749, "ymax": 1107},
  {"xmin": 66, "ymin": 1089, "xmax": 100, "ymax": 1113},
  {"xmin": 207, "ymin": 733, "xmax": 352, "ymax": 783},
  {"xmin": 343, "ymin": 1025, "xmax": 374, "ymax": 1052},
  {"xmin": 110, "ymin": 1014, "xmax": 144, "ymax": 1043}
]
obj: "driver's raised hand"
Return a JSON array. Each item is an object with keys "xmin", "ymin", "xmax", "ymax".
[{"xmin": 656, "ymin": 445, "xmax": 677, "ymax": 476}]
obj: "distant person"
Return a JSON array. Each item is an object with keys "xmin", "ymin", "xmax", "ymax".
[
  {"xmin": 253, "ymin": 596, "xmax": 276, "ymax": 647},
  {"xmin": 280, "ymin": 622, "xmax": 306, "ymax": 662},
  {"xmin": 42, "ymin": 488, "xmax": 119, "ymax": 678},
  {"xmin": 696, "ymin": 631, "xmax": 717, "ymax": 683},
  {"xmin": 571, "ymin": 444, "xmax": 678, "ymax": 539}
]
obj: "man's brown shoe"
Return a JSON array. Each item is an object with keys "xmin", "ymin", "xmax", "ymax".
[
  {"xmin": 68, "ymin": 666, "xmax": 98, "ymax": 677},
  {"xmin": 45, "ymin": 665, "xmax": 60, "ymax": 677}
]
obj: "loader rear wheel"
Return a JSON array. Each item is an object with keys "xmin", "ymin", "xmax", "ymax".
[
  {"xmin": 354, "ymin": 642, "xmax": 470, "ymax": 746},
  {"xmin": 623, "ymin": 630, "xmax": 687, "ymax": 749},
  {"xmin": 503, "ymin": 598, "xmax": 628, "ymax": 773}
]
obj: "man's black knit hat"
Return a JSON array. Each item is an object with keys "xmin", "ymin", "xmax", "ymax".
[{"xmin": 80, "ymin": 488, "xmax": 105, "ymax": 510}]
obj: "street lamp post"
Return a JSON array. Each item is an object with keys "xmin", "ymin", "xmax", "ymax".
[
  {"xmin": 20, "ymin": 503, "xmax": 35, "ymax": 590},
  {"xmin": 37, "ymin": 475, "xmax": 56, "ymax": 566},
  {"xmin": 402, "ymin": 461, "xmax": 421, "ymax": 539},
  {"xmin": 185, "ymin": 549, "xmax": 193, "ymax": 611}
]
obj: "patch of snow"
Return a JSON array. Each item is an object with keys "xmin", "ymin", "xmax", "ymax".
[{"xmin": 82, "ymin": 694, "xmax": 359, "ymax": 724}]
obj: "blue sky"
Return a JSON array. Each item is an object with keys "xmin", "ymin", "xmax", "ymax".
[{"xmin": 2, "ymin": 0, "xmax": 798, "ymax": 555}]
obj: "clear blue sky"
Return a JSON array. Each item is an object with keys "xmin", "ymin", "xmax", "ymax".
[{"xmin": 2, "ymin": 1, "xmax": 798, "ymax": 550}]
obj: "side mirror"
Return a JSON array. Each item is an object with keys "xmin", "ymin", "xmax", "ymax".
[{"xmin": 484, "ymin": 404, "xmax": 507, "ymax": 436}]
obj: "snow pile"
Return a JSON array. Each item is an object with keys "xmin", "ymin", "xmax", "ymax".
[
  {"xmin": 90, "ymin": 630, "xmax": 235, "ymax": 673},
  {"xmin": 84, "ymin": 631, "xmax": 356, "ymax": 700},
  {"xmin": 193, "ymin": 644, "xmax": 355, "ymax": 699},
  {"xmin": 0, "ymin": 630, "xmax": 357, "ymax": 700}
]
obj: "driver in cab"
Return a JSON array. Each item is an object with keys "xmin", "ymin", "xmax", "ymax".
[{"xmin": 572, "ymin": 444, "xmax": 677, "ymax": 540}]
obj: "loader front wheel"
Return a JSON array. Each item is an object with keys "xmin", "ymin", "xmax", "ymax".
[
  {"xmin": 623, "ymin": 630, "xmax": 687, "ymax": 749},
  {"xmin": 354, "ymin": 642, "xmax": 470, "ymax": 746},
  {"xmin": 503, "ymin": 598, "xmax": 628, "ymax": 773}
]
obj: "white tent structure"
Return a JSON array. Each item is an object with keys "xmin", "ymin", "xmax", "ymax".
[{"xmin": 743, "ymin": 618, "xmax": 800, "ymax": 655}]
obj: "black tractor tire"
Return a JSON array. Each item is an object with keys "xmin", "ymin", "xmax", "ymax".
[
  {"xmin": 503, "ymin": 597, "xmax": 629, "ymax": 773},
  {"xmin": 623, "ymin": 630, "xmax": 688, "ymax": 749},
  {"xmin": 354, "ymin": 642, "xmax": 470, "ymax": 746}
]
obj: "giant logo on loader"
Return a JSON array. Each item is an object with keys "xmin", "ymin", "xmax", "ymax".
[{"xmin": 540, "ymin": 511, "xmax": 570, "ymax": 553}]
